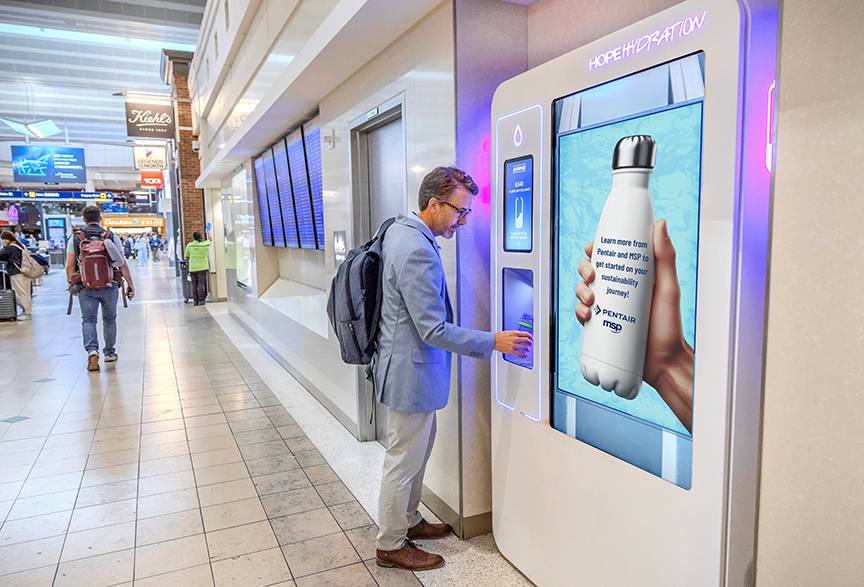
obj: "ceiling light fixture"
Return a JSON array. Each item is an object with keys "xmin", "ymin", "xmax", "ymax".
[{"xmin": 0, "ymin": 117, "xmax": 61, "ymax": 138}]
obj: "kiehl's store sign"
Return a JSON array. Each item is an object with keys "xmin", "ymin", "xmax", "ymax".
[{"xmin": 126, "ymin": 102, "xmax": 175, "ymax": 138}]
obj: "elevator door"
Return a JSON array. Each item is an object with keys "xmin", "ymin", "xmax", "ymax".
[{"xmin": 365, "ymin": 117, "xmax": 405, "ymax": 446}]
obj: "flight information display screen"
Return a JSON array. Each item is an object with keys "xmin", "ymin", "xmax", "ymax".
[
  {"xmin": 272, "ymin": 140, "xmax": 300, "ymax": 248},
  {"xmin": 303, "ymin": 118, "xmax": 325, "ymax": 250},
  {"xmin": 253, "ymin": 157, "xmax": 274, "ymax": 246},
  {"xmin": 262, "ymin": 148, "xmax": 287, "ymax": 247},
  {"xmin": 286, "ymin": 129, "xmax": 317, "ymax": 249}
]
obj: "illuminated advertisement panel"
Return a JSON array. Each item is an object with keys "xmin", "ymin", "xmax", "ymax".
[
  {"xmin": 552, "ymin": 53, "xmax": 704, "ymax": 489},
  {"xmin": 12, "ymin": 146, "xmax": 86, "ymax": 183}
]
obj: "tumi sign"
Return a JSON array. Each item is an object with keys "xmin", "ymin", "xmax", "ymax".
[
  {"xmin": 140, "ymin": 171, "xmax": 163, "ymax": 189},
  {"xmin": 125, "ymin": 102, "xmax": 175, "ymax": 138}
]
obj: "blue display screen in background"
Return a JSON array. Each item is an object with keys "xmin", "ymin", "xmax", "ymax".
[
  {"xmin": 11, "ymin": 146, "xmax": 86, "ymax": 184},
  {"xmin": 504, "ymin": 155, "xmax": 533, "ymax": 252},
  {"xmin": 272, "ymin": 142, "xmax": 299, "ymax": 248},
  {"xmin": 102, "ymin": 202, "xmax": 128, "ymax": 213},
  {"xmin": 302, "ymin": 121, "xmax": 326, "ymax": 250},
  {"xmin": 253, "ymin": 157, "xmax": 274, "ymax": 246},
  {"xmin": 286, "ymin": 131, "xmax": 316, "ymax": 249}
]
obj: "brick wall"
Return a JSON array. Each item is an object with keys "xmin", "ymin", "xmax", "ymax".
[{"xmin": 171, "ymin": 72, "xmax": 205, "ymax": 250}]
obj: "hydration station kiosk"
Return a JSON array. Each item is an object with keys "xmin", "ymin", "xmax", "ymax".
[{"xmin": 490, "ymin": 1, "xmax": 778, "ymax": 585}]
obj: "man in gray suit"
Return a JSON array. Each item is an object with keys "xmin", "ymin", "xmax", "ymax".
[{"xmin": 374, "ymin": 167, "xmax": 532, "ymax": 571}]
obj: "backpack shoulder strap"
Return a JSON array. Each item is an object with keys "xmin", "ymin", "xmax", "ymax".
[{"xmin": 374, "ymin": 217, "xmax": 397, "ymax": 243}]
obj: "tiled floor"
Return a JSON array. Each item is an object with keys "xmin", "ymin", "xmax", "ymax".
[{"xmin": 0, "ymin": 262, "xmax": 532, "ymax": 587}]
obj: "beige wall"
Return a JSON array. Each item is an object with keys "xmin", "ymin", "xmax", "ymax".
[
  {"xmin": 756, "ymin": 1, "xmax": 864, "ymax": 584},
  {"xmin": 315, "ymin": 0, "xmax": 460, "ymax": 512},
  {"xmin": 526, "ymin": 0, "xmax": 685, "ymax": 68}
]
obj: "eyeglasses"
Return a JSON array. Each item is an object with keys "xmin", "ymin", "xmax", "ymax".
[{"xmin": 441, "ymin": 201, "xmax": 472, "ymax": 220}]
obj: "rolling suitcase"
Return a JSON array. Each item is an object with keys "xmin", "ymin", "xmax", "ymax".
[{"xmin": 0, "ymin": 262, "xmax": 17, "ymax": 321}]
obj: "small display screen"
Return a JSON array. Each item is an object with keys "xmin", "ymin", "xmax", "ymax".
[
  {"xmin": 504, "ymin": 155, "xmax": 533, "ymax": 252},
  {"xmin": 502, "ymin": 267, "xmax": 534, "ymax": 370},
  {"xmin": 12, "ymin": 146, "xmax": 86, "ymax": 184}
]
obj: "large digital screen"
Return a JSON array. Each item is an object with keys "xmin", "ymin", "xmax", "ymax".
[
  {"xmin": 253, "ymin": 157, "xmax": 274, "ymax": 246},
  {"xmin": 552, "ymin": 53, "xmax": 704, "ymax": 489},
  {"xmin": 12, "ymin": 146, "xmax": 86, "ymax": 184},
  {"xmin": 303, "ymin": 119, "xmax": 326, "ymax": 250},
  {"xmin": 286, "ymin": 129, "xmax": 317, "ymax": 249},
  {"xmin": 272, "ymin": 141, "xmax": 300, "ymax": 248},
  {"xmin": 504, "ymin": 155, "xmax": 533, "ymax": 252}
]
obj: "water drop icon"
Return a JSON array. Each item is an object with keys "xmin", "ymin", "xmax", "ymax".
[{"xmin": 513, "ymin": 125, "xmax": 523, "ymax": 147}]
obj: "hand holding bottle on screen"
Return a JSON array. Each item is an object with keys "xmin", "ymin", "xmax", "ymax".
[{"xmin": 575, "ymin": 219, "xmax": 694, "ymax": 433}]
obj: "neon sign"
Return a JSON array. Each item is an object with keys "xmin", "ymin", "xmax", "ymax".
[{"xmin": 588, "ymin": 10, "xmax": 707, "ymax": 71}]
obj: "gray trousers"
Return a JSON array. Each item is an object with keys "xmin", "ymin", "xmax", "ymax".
[{"xmin": 376, "ymin": 409, "xmax": 437, "ymax": 551}]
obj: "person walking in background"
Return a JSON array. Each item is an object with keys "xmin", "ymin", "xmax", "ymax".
[
  {"xmin": 66, "ymin": 206, "xmax": 135, "ymax": 372},
  {"xmin": 149, "ymin": 233, "xmax": 161, "ymax": 262},
  {"xmin": 135, "ymin": 234, "xmax": 149, "ymax": 264},
  {"xmin": 184, "ymin": 230, "xmax": 211, "ymax": 306},
  {"xmin": 0, "ymin": 230, "xmax": 33, "ymax": 319},
  {"xmin": 123, "ymin": 236, "xmax": 133, "ymax": 259}
]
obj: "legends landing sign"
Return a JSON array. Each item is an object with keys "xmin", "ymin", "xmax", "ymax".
[{"xmin": 126, "ymin": 102, "xmax": 175, "ymax": 138}]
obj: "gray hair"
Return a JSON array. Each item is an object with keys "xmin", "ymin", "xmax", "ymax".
[{"xmin": 418, "ymin": 166, "xmax": 478, "ymax": 211}]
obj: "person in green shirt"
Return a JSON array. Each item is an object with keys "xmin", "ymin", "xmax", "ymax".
[{"xmin": 185, "ymin": 230, "xmax": 211, "ymax": 306}]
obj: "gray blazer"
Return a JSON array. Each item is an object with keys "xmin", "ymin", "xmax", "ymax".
[{"xmin": 373, "ymin": 214, "xmax": 495, "ymax": 413}]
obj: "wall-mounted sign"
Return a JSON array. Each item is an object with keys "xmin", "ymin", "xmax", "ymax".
[
  {"xmin": 0, "ymin": 190, "xmax": 114, "ymax": 202},
  {"xmin": 140, "ymin": 171, "xmax": 164, "ymax": 189},
  {"xmin": 333, "ymin": 231, "xmax": 346, "ymax": 268},
  {"xmin": 133, "ymin": 147, "xmax": 167, "ymax": 170},
  {"xmin": 103, "ymin": 216, "xmax": 165, "ymax": 228},
  {"xmin": 587, "ymin": 10, "xmax": 707, "ymax": 71},
  {"xmin": 7, "ymin": 204, "xmax": 19, "ymax": 224},
  {"xmin": 11, "ymin": 145, "xmax": 87, "ymax": 184},
  {"xmin": 125, "ymin": 102, "xmax": 175, "ymax": 138}
]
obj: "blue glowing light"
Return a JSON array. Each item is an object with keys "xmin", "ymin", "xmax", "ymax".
[{"xmin": 495, "ymin": 104, "xmax": 544, "ymax": 422}]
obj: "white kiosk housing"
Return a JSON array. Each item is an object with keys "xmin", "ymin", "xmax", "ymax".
[{"xmin": 490, "ymin": 1, "xmax": 778, "ymax": 585}]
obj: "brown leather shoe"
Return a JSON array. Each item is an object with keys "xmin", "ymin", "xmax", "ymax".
[
  {"xmin": 407, "ymin": 518, "xmax": 452, "ymax": 540},
  {"xmin": 376, "ymin": 540, "xmax": 445, "ymax": 571}
]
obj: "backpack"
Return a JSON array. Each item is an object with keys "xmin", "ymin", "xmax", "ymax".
[
  {"xmin": 327, "ymin": 218, "xmax": 396, "ymax": 364},
  {"xmin": 14, "ymin": 244, "xmax": 43, "ymax": 280},
  {"xmin": 74, "ymin": 230, "xmax": 118, "ymax": 289}
]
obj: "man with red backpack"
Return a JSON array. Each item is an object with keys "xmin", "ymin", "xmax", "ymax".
[{"xmin": 66, "ymin": 206, "xmax": 136, "ymax": 372}]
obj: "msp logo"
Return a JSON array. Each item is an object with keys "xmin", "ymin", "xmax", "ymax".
[{"xmin": 602, "ymin": 319, "xmax": 622, "ymax": 334}]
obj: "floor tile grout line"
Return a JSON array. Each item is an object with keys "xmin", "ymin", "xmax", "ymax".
[
  {"xmin": 49, "ymin": 362, "xmax": 115, "ymax": 587},
  {"xmin": 218, "ymin": 333, "xmax": 385, "ymax": 587},
  {"xmin": 182, "ymin": 322, "xmax": 222, "ymax": 587},
  {"xmin": 129, "ymin": 306, "xmax": 150, "ymax": 587},
  {"xmin": 213, "ymin": 314, "xmax": 415, "ymax": 587}
]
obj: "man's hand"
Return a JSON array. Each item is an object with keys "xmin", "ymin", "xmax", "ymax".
[
  {"xmin": 126, "ymin": 283, "xmax": 135, "ymax": 300},
  {"xmin": 574, "ymin": 219, "xmax": 694, "ymax": 432},
  {"xmin": 494, "ymin": 330, "xmax": 533, "ymax": 357}
]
